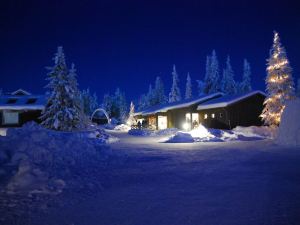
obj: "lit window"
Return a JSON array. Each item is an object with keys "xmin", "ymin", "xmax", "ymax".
[
  {"xmin": 3, "ymin": 111, "xmax": 19, "ymax": 124},
  {"xmin": 204, "ymin": 114, "xmax": 208, "ymax": 119},
  {"xmin": 211, "ymin": 113, "xmax": 215, "ymax": 118}
]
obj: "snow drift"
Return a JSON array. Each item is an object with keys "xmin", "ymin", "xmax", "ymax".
[
  {"xmin": 165, "ymin": 125, "xmax": 271, "ymax": 143},
  {"xmin": 0, "ymin": 122, "xmax": 116, "ymax": 195},
  {"xmin": 276, "ymin": 99, "xmax": 300, "ymax": 147}
]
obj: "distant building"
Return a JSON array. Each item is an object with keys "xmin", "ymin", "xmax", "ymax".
[
  {"xmin": 0, "ymin": 89, "xmax": 46, "ymax": 127},
  {"xmin": 135, "ymin": 93, "xmax": 223, "ymax": 130},
  {"xmin": 197, "ymin": 91, "xmax": 266, "ymax": 129},
  {"xmin": 135, "ymin": 91, "xmax": 266, "ymax": 130}
]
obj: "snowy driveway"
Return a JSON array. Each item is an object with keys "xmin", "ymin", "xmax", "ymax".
[{"xmin": 20, "ymin": 131, "xmax": 300, "ymax": 224}]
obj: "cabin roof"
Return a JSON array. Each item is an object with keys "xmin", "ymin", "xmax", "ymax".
[
  {"xmin": 135, "ymin": 92, "xmax": 223, "ymax": 116},
  {"xmin": 11, "ymin": 89, "xmax": 32, "ymax": 96},
  {"xmin": 197, "ymin": 90, "xmax": 266, "ymax": 110},
  {"xmin": 0, "ymin": 94, "xmax": 46, "ymax": 110}
]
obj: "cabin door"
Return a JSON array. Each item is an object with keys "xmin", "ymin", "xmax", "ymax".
[{"xmin": 157, "ymin": 116, "xmax": 167, "ymax": 130}]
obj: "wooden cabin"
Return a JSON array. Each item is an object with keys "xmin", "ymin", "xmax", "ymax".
[
  {"xmin": 0, "ymin": 89, "xmax": 46, "ymax": 127},
  {"xmin": 197, "ymin": 91, "xmax": 266, "ymax": 129},
  {"xmin": 134, "ymin": 93, "xmax": 223, "ymax": 130}
]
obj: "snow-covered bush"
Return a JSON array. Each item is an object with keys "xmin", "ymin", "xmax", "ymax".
[{"xmin": 276, "ymin": 99, "xmax": 300, "ymax": 147}]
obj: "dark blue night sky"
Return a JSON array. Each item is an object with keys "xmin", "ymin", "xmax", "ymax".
[{"xmin": 1, "ymin": 0, "xmax": 300, "ymax": 102}]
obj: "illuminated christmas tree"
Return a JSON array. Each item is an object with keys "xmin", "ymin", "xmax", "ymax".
[{"xmin": 261, "ymin": 32, "xmax": 295, "ymax": 126}]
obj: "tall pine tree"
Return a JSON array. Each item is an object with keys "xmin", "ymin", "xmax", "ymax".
[
  {"xmin": 203, "ymin": 50, "xmax": 220, "ymax": 94},
  {"xmin": 185, "ymin": 72, "xmax": 192, "ymax": 99},
  {"xmin": 261, "ymin": 31, "xmax": 295, "ymax": 126},
  {"xmin": 169, "ymin": 64, "xmax": 181, "ymax": 102},
  {"xmin": 153, "ymin": 76, "xmax": 167, "ymax": 105},
  {"xmin": 80, "ymin": 88, "xmax": 99, "ymax": 116},
  {"xmin": 221, "ymin": 56, "xmax": 237, "ymax": 95},
  {"xmin": 239, "ymin": 59, "xmax": 252, "ymax": 93},
  {"xmin": 197, "ymin": 80, "xmax": 205, "ymax": 96},
  {"xmin": 40, "ymin": 47, "xmax": 85, "ymax": 131}
]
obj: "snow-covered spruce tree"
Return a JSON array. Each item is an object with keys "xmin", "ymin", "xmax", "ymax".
[
  {"xmin": 197, "ymin": 80, "xmax": 205, "ymax": 96},
  {"xmin": 40, "ymin": 47, "xmax": 85, "ymax": 131},
  {"xmin": 169, "ymin": 64, "xmax": 181, "ymax": 102},
  {"xmin": 203, "ymin": 50, "xmax": 220, "ymax": 94},
  {"xmin": 126, "ymin": 101, "xmax": 136, "ymax": 126},
  {"xmin": 153, "ymin": 76, "xmax": 167, "ymax": 105},
  {"xmin": 221, "ymin": 56, "xmax": 237, "ymax": 95},
  {"xmin": 261, "ymin": 31, "xmax": 295, "ymax": 126},
  {"xmin": 147, "ymin": 84, "xmax": 156, "ymax": 106},
  {"xmin": 102, "ymin": 93, "xmax": 113, "ymax": 117},
  {"xmin": 113, "ymin": 88, "xmax": 127, "ymax": 123},
  {"xmin": 137, "ymin": 94, "xmax": 149, "ymax": 111},
  {"xmin": 239, "ymin": 59, "xmax": 252, "ymax": 93},
  {"xmin": 80, "ymin": 88, "xmax": 99, "ymax": 116},
  {"xmin": 185, "ymin": 72, "xmax": 192, "ymax": 99}
]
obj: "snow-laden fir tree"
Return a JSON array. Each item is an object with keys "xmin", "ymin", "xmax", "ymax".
[
  {"xmin": 113, "ymin": 88, "xmax": 127, "ymax": 123},
  {"xmin": 197, "ymin": 80, "xmax": 205, "ymax": 96},
  {"xmin": 137, "ymin": 94, "xmax": 148, "ymax": 111},
  {"xmin": 297, "ymin": 78, "xmax": 300, "ymax": 97},
  {"xmin": 126, "ymin": 101, "xmax": 136, "ymax": 126},
  {"xmin": 261, "ymin": 31, "xmax": 295, "ymax": 126},
  {"xmin": 147, "ymin": 84, "xmax": 156, "ymax": 106},
  {"xmin": 203, "ymin": 50, "xmax": 220, "ymax": 94},
  {"xmin": 102, "ymin": 93, "xmax": 113, "ymax": 117},
  {"xmin": 239, "ymin": 59, "xmax": 252, "ymax": 93},
  {"xmin": 40, "ymin": 47, "xmax": 85, "ymax": 131},
  {"xmin": 185, "ymin": 72, "xmax": 192, "ymax": 99},
  {"xmin": 169, "ymin": 64, "xmax": 181, "ymax": 102},
  {"xmin": 221, "ymin": 56, "xmax": 237, "ymax": 95},
  {"xmin": 80, "ymin": 88, "xmax": 99, "ymax": 116},
  {"xmin": 153, "ymin": 76, "xmax": 167, "ymax": 105}
]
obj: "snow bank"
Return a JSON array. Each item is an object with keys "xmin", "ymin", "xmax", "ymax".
[
  {"xmin": 128, "ymin": 129, "xmax": 153, "ymax": 136},
  {"xmin": 233, "ymin": 126, "xmax": 277, "ymax": 139},
  {"xmin": 114, "ymin": 124, "xmax": 131, "ymax": 132},
  {"xmin": 166, "ymin": 125, "xmax": 267, "ymax": 143},
  {"xmin": 165, "ymin": 132, "xmax": 194, "ymax": 143},
  {"xmin": 276, "ymin": 99, "xmax": 300, "ymax": 147},
  {"xmin": 0, "ymin": 122, "xmax": 117, "ymax": 195},
  {"xmin": 128, "ymin": 128, "xmax": 179, "ymax": 137}
]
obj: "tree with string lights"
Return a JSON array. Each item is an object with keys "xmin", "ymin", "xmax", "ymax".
[{"xmin": 261, "ymin": 31, "xmax": 295, "ymax": 126}]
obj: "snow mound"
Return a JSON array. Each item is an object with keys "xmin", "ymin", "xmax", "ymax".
[
  {"xmin": 165, "ymin": 125, "xmax": 267, "ymax": 143},
  {"xmin": 276, "ymin": 99, "xmax": 300, "ymax": 147},
  {"xmin": 128, "ymin": 129, "xmax": 153, "ymax": 136},
  {"xmin": 153, "ymin": 128, "xmax": 179, "ymax": 136},
  {"xmin": 0, "ymin": 122, "xmax": 116, "ymax": 195},
  {"xmin": 166, "ymin": 132, "xmax": 194, "ymax": 143},
  {"xmin": 128, "ymin": 128, "xmax": 179, "ymax": 137},
  {"xmin": 114, "ymin": 124, "xmax": 131, "ymax": 132},
  {"xmin": 233, "ymin": 126, "xmax": 277, "ymax": 139}
]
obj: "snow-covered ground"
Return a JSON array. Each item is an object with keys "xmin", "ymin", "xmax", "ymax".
[{"xmin": 1, "ymin": 125, "xmax": 300, "ymax": 225}]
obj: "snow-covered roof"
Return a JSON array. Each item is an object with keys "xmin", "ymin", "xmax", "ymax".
[
  {"xmin": 135, "ymin": 93, "xmax": 223, "ymax": 116},
  {"xmin": 11, "ymin": 89, "xmax": 31, "ymax": 96},
  {"xmin": 197, "ymin": 90, "xmax": 266, "ymax": 110},
  {"xmin": 0, "ymin": 94, "xmax": 46, "ymax": 110}
]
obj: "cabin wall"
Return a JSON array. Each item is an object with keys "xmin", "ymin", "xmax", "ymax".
[
  {"xmin": 0, "ymin": 110, "xmax": 42, "ymax": 127},
  {"xmin": 199, "ymin": 108, "xmax": 230, "ymax": 129},
  {"xmin": 198, "ymin": 94, "xmax": 265, "ymax": 129}
]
